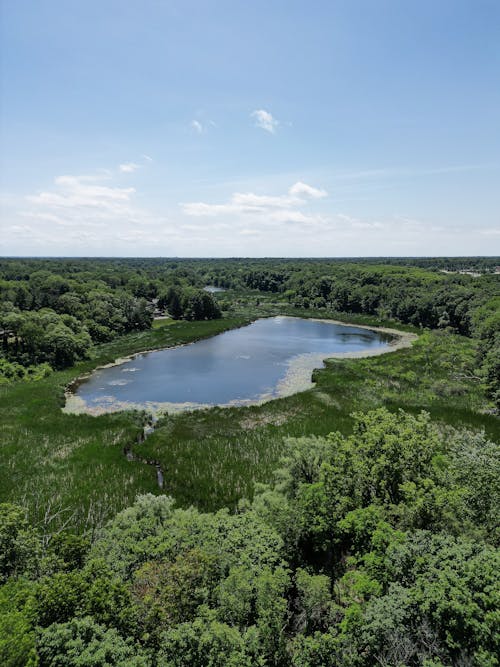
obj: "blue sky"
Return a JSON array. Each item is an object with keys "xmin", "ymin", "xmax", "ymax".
[{"xmin": 1, "ymin": 0, "xmax": 499, "ymax": 256}]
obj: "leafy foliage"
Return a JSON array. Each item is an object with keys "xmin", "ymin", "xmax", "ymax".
[
  {"xmin": 36, "ymin": 616, "xmax": 149, "ymax": 666},
  {"xmin": 1, "ymin": 408, "xmax": 498, "ymax": 665}
]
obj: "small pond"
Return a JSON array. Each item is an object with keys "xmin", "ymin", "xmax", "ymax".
[
  {"xmin": 66, "ymin": 317, "xmax": 394, "ymax": 414},
  {"xmin": 204, "ymin": 285, "xmax": 226, "ymax": 293}
]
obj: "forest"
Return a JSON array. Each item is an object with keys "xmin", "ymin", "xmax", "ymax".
[{"xmin": 0, "ymin": 257, "xmax": 499, "ymax": 666}]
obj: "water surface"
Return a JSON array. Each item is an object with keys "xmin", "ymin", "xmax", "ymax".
[
  {"xmin": 69, "ymin": 317, "xmax": 393, "ymax": 414},
  {"xmin": 204, "ymin": 285, "xmax": 226, "ymax": 293}
]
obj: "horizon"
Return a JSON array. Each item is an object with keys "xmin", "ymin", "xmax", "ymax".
[
  {"xmin": 2, "ymin": 254, "xmax": 500, "ymax": 263},
  {"xmin": 1, "ymin": 1, "xmax": 500, "ymax": 256}
]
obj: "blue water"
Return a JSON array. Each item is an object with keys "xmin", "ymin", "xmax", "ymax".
[{"xmin": 73, "ymin": 317, "xmax": 392, "ymax": 411}]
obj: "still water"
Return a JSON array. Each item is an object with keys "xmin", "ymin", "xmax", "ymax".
[
  {"xmin": 204, "ymin": 285, "xmax": 226, "ymax": 293},
  {"xmin": 70, "ymin": 317, "xmax": 392, "ymax": 413}
]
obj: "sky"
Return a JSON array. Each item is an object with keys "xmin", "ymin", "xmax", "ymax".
[{"xmin": 1, "ymin": 0, "xmax": 499, "ymax": 257}]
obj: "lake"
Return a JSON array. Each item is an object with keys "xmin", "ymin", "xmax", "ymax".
[
  {"xmin": 67, "ymin": 317, "xmax": 394, "ymax": 414},
  {"xmin": 204, "ymin": 285, "xmax": 226, "ymax": 293}
]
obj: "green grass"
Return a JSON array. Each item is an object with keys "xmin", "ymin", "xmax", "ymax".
[
  {"xmin": 1, "ymin": 313, "xmax": 497, "ymax": 531},
  {"xmin": 152, "ymin": 317, "xmax": 176, "ymax": 329}
]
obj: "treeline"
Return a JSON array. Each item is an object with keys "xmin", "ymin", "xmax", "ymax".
[
  {"xmin": 1, "ymin": 408, "xmax": 498, "ymax": 665},
  {"xmin": 0, "ymin": 271, "xmax": 153, "ymax": 377},
  {"xmin": 158, "ymin": 285, "xmax": 221, "ymax": 321},
  {"xmin": 200, "ymin": 261, "xmax": 496, "ymax": 336},
  {"xmin": 0, "ymin": 262, "xmax": 221, "ymax": 380}
]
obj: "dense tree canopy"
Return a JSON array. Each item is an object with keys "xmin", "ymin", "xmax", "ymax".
[
  {"xmin": 0, "ymin": 259, "xmax": 226, "ymax": 380},
  {"xmin": 1, "ymin": 409, "xmax": 498, "ymax": 666}
]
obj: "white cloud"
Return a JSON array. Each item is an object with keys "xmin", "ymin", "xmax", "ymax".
[
  {"xmin": 1, "ymin": 169, "xmax": 181, "ymax": 254},
  {"xmin": 251, "ymin": 109, "xmax": 279, "ymax": 134},
  {"xmin": 191, "ymin": 120, "xmax": 203, "ymax": 134},
  {"xmin": 289, "ymin": 181, "xmax": 327, "ymax": 199},
  {"xmin": 231, "ymin": 192, "xmax": 297, "ymax": 209},
  {"xmin": 142, "ymin": 154, "xmax": 153, "ymax": 162},
  {"xmin": 181, "ymin": 182, "xmax": 328, "ymax": 227},
  {"xmin": 181, "ymin": 202, "xmax": 231, "ymax": 217},
  {"xmin": 27, "ymin": 176, "xmax": 136, "ymax": 217},
  {"xmin": 190, "ymin": 119, "xmax": 217, "ymax": 134},
  {"xmin": 336, "ymin": 213, "xmax": 384, "ymax": 230},
  {"xmin": 119, "ymin": 162, "xmax": 141, "ymax": 173}
]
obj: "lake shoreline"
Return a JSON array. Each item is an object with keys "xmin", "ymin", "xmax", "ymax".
[
  {"xmin": 282, "ymin": 316, "xmax": 418, "ymax": 354},
  {"xmin": 63, "ymin": 318, "xmax": 254, "ymax": 409},
  {"xmin": 63, "ymin": 316, "xmax": 417, "ymax": 416}
]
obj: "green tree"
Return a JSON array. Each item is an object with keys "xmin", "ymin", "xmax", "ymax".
[
  {"xmin": 0, "ymin": 504, "xmax": 40, "ymax": 583},
  {"xmin": 36, "ymin": 616, "xmax": 149, "ymax": 667},
  {"xmin": 157, "ymin": 611, "xmax": 255, "ymax": 667}
]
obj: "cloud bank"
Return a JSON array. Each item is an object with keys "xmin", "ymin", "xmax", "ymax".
[
  {"xmin": 2, "ymin": 164, "xmax": 497, "ymax": 257},
  {"xmin": 181, "ymin": 181, "xmax": 327, "ymax": 225}
]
